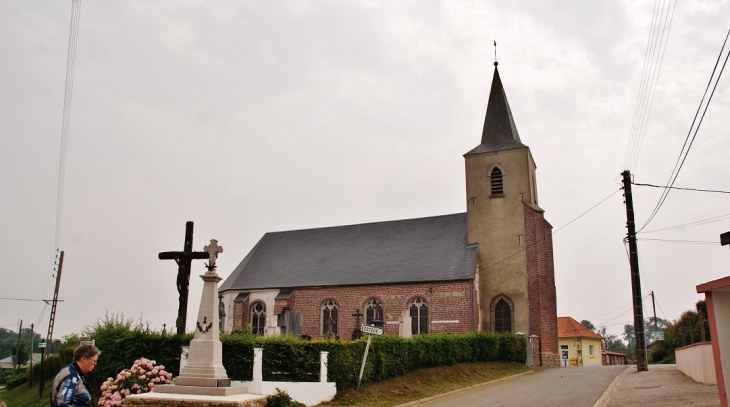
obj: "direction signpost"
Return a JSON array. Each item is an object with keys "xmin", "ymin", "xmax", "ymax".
[{"xmin": 357, "ymin": 324, "xmax": 384, "ymax": 391}]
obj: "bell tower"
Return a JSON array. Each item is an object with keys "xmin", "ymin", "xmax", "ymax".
[{"xmin": 464, "ymin": 62, "xmax": 558, "ymax": 366}]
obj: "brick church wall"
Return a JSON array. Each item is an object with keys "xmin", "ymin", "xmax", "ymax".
[
  {"xmin": 524, "ymin": 203, "xmax": 559, "ymax": 367},
  {"xmin": 232, "ymin": 297, "xmax": 250, "ymax": 331},
  {"xmin": 233, "ymin": 280, "xmax": 478, "ymax": 340}
]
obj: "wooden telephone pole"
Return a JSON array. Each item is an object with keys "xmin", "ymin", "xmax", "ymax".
[
  {"xmin": 39, "ymin": 250, "xmax": 64, "ymax": 398},
  {"xmin": 622, "ymin": 170, "xmax": 648, "ymax": 371}
]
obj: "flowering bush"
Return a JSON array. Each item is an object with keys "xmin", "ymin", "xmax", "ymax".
[{"xmin": 98, "ymin": 358, "xmax": 173, "ymax": 406}]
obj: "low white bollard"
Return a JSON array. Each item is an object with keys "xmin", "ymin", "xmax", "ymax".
[
  {"xmin": 253, "ymin": 347, "xmax": 263, "ymax": 382},
  {"xmin": 320, "ymin": 351, "xmax": 329, "ymax": 383}
]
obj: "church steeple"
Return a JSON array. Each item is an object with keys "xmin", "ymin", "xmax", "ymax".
[{"xmin": 466, "ymin": 63, "xmax": 526, "ymax": 154}]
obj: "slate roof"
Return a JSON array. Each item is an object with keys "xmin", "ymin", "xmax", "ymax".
[
  {"xmin": 466, "ymin": 64, "xmax": 527, "ymax": 155},
  {"xmin": 557, "ymin": 317, "xmax": 604, "ymax": 339},
  {"xmin": 220, "ymin": 213, "xmax": 478, "ymax": 292}
]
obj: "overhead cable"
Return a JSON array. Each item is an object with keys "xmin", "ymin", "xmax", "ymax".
[
  {"xmin": 623, "ymin": 0, "xmax": 678, "ymax": 171},
  {"xmin": 639, "ymin": 28, "xmax": 730, "ymax": 231}
]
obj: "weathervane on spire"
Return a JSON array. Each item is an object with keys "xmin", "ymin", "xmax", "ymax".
[{"xmin": 494, "ymin": 40, "xmax": 498, "ymax": 66}]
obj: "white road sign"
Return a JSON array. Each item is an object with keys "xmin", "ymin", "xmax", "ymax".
[
  {"xmin": 360, "ymin": 324, "xmax": 383, "ymax": 336},
  {"xmin": 38, "ymin": 342, "xmax": 47, "ymax": 348}
]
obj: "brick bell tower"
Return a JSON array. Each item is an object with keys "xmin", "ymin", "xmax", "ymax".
[{"xmin": 464, "ymin": 62, "xmax": 558, "ymax": 367}]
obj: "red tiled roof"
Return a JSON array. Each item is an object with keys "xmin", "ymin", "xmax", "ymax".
[
  {"xmin": 605, "ymin": 350, "xmax": 627, "ymax": 356},
  {"xmin": 557, "ymin": 317, "xmax": 604, "ymax": 339}
]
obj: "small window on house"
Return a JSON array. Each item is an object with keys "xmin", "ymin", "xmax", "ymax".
[
  {"xmin": 491, "ymin": 167, "xmax": 504, "ymax": 195},
  {"xmin": 321, "ymin": 300, "xmax": 338, "ymax": 337},
  {"xmin": 365, "ymin": 298, "xmax": 383, "ymax": 327},
  {"xmin": 589, "ymin": 345, "xmax": 595, "ymax": 357},
  {"xmin": 409, "ymin": 298, "xmax": 428, "ymax": 335},
  {"xmin": 251, "ymin": 302, "xmax": 266, "ymax": 335},
  {"xmin": 494, "ymin": 299, "xmax": 511, "ymax": 333}
]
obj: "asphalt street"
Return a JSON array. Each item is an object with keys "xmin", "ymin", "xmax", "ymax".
[{"xmin": 410, "ymin": 365, "xmax": 627, "ymax": 407}]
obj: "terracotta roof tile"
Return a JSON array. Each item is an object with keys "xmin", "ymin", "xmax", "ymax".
[{"xmin": 557, "ymin": 316, "xmax": 603, "ymax": 339}]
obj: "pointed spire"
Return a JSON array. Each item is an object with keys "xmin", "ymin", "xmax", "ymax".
[{"xmin": 466, "ymin": 63, "xmax": 525, "ymax": 154}]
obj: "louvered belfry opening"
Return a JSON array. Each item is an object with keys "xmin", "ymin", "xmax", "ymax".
[{"xmin": 490, "ymin": 167, "xmax": 504, "ymax": 195}]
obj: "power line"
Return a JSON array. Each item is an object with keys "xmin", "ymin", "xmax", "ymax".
[
  {"xmin": 0, "ymin": 297, "xmax": 50, "ymax": 302},
  {"xmin": 639, "ymin": 28, "xmax": 730, "ymax": 231},
  {"xmin": 640, "ymin": 213, "xmax": 730, "ymax": 234},
  {"xmin": 638, "ymin": 238, "xmax": 718, "ymax": 245},
  {"xmin": 629, "ymin": 0, "xmax": 678, "ymax": 171},
  {"xmin": 480, "ymin": 187, "xmax": 622, "ymax": 271},
  {"xmin": 624, "ymin": 0, "xmax": 678, "ymax": 171},
  {"xmin": 633, "ymin": 182, "xmax": 730, "ymax": 194}
]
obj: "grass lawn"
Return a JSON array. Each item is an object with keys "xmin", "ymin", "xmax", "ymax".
[
  {"xmin": 0, "ymin": 381, "xmax": 52, "ymax": 407},
  {"xmin": 322, "ymin": 361, "xmax": 530, "ymax": 406}
]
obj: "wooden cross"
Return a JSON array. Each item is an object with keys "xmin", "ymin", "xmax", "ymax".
[{"xmin": 158, "ymin": 221, "xmax": 209, "ymax": 335}]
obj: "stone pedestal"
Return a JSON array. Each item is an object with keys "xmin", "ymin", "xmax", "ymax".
[
  {"xmin": 124, "ymin": 392, "xmax": 266, "ymax": 407},
  {"xmin": 154, "ymin": 268, "xmax": 247, "ymax": 397}
]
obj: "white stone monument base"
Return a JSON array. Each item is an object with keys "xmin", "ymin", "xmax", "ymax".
[
  {"xmin": 232, "ymin": 381, "xmax": 336, "ymax": 407},
  {"xmin": 123, "ymin": 390, "xmax": 266, "ymax": 407},
  {"xmin": 153, "ymin": 384, "xmax": 249, "ymax": 397}
]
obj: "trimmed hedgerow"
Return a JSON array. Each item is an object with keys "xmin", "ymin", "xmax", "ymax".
[{"xmin": 78, "ymin": 317, "xmax": 526, "ymax": 391}]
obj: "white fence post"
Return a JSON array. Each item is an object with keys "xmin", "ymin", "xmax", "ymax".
[
  {"xmin": 320, "ymin": 351, "xmax": 329, "ymax": 383},
  {"xmin": 253, "ymin": 347, "xmax": 263, "ymax": 382}
]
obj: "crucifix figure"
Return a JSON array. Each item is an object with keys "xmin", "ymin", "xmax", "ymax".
[{"xmin": 158, "ymin": 221, "xmax": 209, "ymax": 335}]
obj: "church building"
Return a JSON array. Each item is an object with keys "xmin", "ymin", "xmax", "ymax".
[{"xmin": 219, "ymin": 63, "xmax": 559, "ymax": 367}]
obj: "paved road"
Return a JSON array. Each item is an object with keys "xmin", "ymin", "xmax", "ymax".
[{"xmin": 411, "ymin": 365, "xmax": 627, "ymax": 407}]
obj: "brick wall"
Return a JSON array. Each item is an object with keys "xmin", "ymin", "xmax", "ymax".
[
  {"xmin": 232, "ymin": 280, "xmax": 478, "ymax": 340},
  {"xmin": 232, "ymin": 297, "xmax": 250, "ymax": 330},
  {"xmin": 524, "ymin": 203, "xmax": 559, "ymax": 367}
]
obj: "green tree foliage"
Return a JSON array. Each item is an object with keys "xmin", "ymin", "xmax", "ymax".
[
  {"xmin": 580, "ymin": 320, "xmax": 596, "ymax": 331},
  {"xmin": 0, "ymin": 328, "xmax": 44, "ymax": 360},
  {"xmin": 12, "ymin": 339, "xmax": 30, "ymax": 368},
  {"xmin": 623, "ymin": 324, "xmax": 635, "ymax": 359},
  {"xmin": 645, "ymin": 316, "xmax": 669, "ymax": 341}
]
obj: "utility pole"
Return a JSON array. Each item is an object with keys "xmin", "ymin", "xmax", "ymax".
[
  {"xmin": 622, "ymin": 170, "xmax": 648, "ymax": 371},
  {"xmin": 651, "ymin": 291, "xmax": 658, "ymax": 337},
  {"xmin": 39, "ymin": 250, "xmax": 64, "ymax": 398},
  {"xmin": 29, "ymin": 323, "xmax": 34, "ymax": 387},
  {"xmin": 13, "ymin": 320, "xmax": 23, "ymax": 375}
]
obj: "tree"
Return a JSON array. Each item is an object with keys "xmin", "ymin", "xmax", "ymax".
[
  {"xmin": 12, "ymin": 339, "xmax": 30, "ymax": 371},
  {"xmin": 580, "ymin": 320, "xmax": 596, "ymax": 331},
  {"xmin": 645, "ymin": 316, "xmax": 669, "ymax": 340},
  {"xmin": 623, "ymin": 324, "xmax": 636, "ymax": 359}
]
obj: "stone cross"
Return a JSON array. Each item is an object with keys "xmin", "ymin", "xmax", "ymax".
[
  {"xmin": 158, "ymin": 221, "xmax": 209, "ymax": 335},
  {"xmin": 203, "ymin": 239, "xmax": 224, "ymax": 270}
]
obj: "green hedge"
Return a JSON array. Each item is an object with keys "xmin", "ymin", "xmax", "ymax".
[
  {"xmin": 69, "ymin": 329, "xmax": 525, "ymax": 391},
  {"xmin": 221, "ymin": 331, "xmax": 526, "ymax": 389}
]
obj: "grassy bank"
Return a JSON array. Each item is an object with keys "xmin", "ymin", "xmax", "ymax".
[
  {"xmin": 0, "ymin": 381, "xmax": 52, "ymax": 407},
  {"xmin": 323, "ymin": 361, "xmax": 530, "ymax": 406}
]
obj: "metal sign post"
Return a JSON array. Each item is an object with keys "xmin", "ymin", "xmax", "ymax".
[{"xmin": 356, "ymin": 324, "xmax": 384, "ymax": 391}]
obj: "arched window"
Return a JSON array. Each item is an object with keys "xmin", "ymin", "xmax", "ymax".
[
  {"xmin": 494, "ymin": 299, "xmax": 511, "ymax": 333},
  {"xmin": 364, "ymin": 298, "xmax": 383, "ymax": 326},
  {"xmin": 250, "ymin": 302, "xmax": 266, "ymax": 335},
  {"xmin": 409, "ymin": 298, "xmax": 428, "ymax": 335},
  {"xmin": 491, "ymin": 167, "xmax": 504, "ymax": 195},
  {"xmin": 321, "ymin": 300, "xmax": 338, "ymax": 337}
]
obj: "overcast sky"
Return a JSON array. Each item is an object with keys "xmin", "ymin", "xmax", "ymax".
[{"xmin": 1, "ymin": 1, "xmax": 728, "ymax": 342}]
